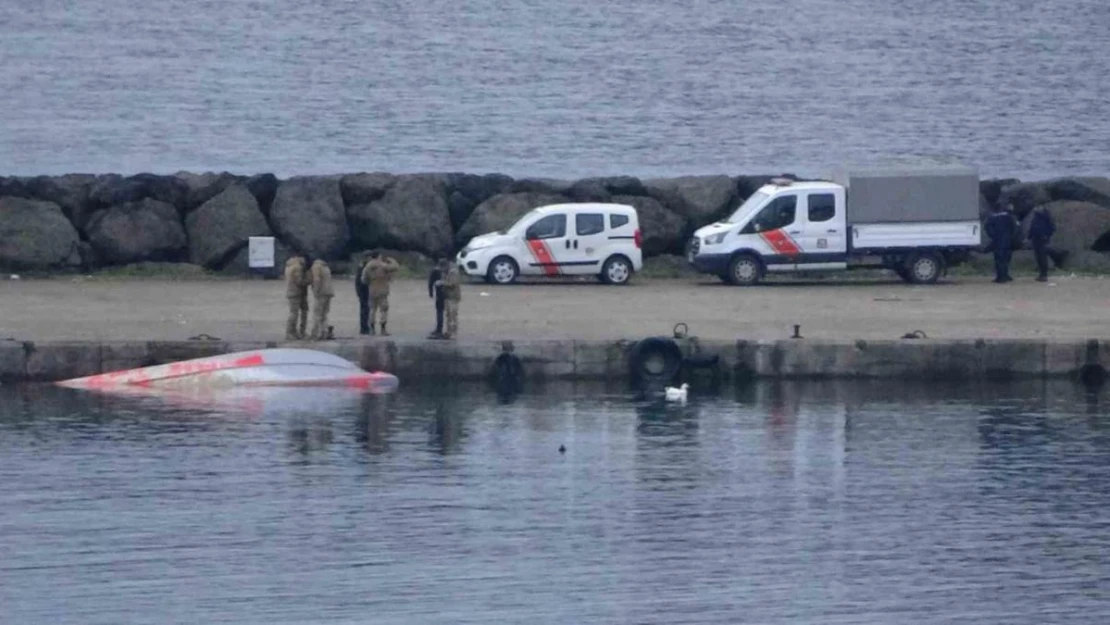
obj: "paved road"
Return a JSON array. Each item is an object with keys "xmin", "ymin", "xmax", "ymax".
[{"xmin": 1, "ymin": 274, "xmax": 1107, "ymax": 342}]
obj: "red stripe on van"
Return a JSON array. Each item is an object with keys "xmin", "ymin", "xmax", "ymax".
[{"xmin": 527, "ymin": 240, "xmax": 560, "ymax": 276}]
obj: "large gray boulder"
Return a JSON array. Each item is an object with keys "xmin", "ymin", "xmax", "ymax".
[
  {"xmin": 452, "ymin": 173, "xmax": 514, "ymax": 201},
  {"xmin": 509, "ymin": 178, "xmax": 574, "ymax": 195},
  {"xmin": 174, "ymin": 171, "xmax": 243, "ymax": 212},
  {"xmin": 0, "ymin": 177, "xmax": 27, "ymax": 199},
  {"xmin": 90, "ymin": 173, "xmax": 189, "ymax": 212},
  {"xmin": 447, "ymin": 173, "xmax": 514, "ymax": 230},
  {"xmin": 347, "ymin": 174, "xmax": 453, "ymax": 256},
  {"xmin": 1042, "ymin": 201, "xmax": 1110, "ymax": 255},
  {"xmin": 0, "ymin": 197, "xmax": 82, "ymax": 269},
  {"xmin": 566, "ymin": 179, "xmax": 612, "ymax": 202},
  {"xmin": 185, "ymin": 185, "xmax": 272, "ymax": 269},
  {"xmin": 245, "ymin": 173, "xmax": 280, "ymax": 217},
  {"xmin": 455, "ymin": 192, "xmax": 566, "ymax": 247},
  {"xmin": 567, "ymin": 176, "xmax": 647, "ymax": 202},
  {"xmin": 1044, "ymin": 177, "xmax": 1110, "ymax": 210},
  {"xmin": 85, "ymin": 198, "xmax": 187, "ymax": 264},
  {"xmin": 21, "ymin": 174, "xmax": 98, "ymax": 230},
  {"xmin": 269, "ymin": 176, "xmax": 349, "ymax": 259},
  {"xmin": 612, "ymin": 195, "xmax": 686, "ymax": 256},
  {"xmin": 340, "ymin": 172, "xmax": 396, "ymax": 206},
  {"xmin": 998, "ymin": 182, "xmax": 1050, "ymax": 219},
  {"xmin": 644, "ymin": 175, "xmax": 737, "ymax": 225}
]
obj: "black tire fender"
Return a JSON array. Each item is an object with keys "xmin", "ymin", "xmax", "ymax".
[{"xmin": 628, "ymin": 337, "xmax": 683, "ymax": 388}]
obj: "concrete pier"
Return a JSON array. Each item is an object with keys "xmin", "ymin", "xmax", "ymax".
[
  {"xmin": 3, "ymin": 276, "xmax": 1109, "ymax": 386},
  {"xmin": 3, "ymin": 337, "xmax": 1107, "ymax": 385}
]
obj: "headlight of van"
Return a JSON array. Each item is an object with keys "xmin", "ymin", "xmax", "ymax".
[{"xmin": 704, "ymin": 232, "xmax": 727, "ymax": 245}]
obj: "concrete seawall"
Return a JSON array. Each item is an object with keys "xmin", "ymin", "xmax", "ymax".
[{"xmin": 3, "ymin": 338, "xmax": 1107, "ymax": 385}]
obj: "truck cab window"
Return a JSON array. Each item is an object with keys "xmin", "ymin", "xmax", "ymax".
[
  {"xmin": 744, "ymin": 196, "xmax": 797, "ymax": 233},
  {"xmin": 526, "ymin": 214, "xmax": 566, "ymax": 240},
  {"xmin": 808, "ymin": 193, "xmax": 835, "ymax": 222}
]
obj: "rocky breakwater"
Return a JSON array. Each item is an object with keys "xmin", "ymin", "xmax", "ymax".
[{"xmin": 2, "ymin": 171, "xmax": 1109, "ymax": 273}]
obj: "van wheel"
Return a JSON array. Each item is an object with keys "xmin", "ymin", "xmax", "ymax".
[
  {"xmin": 601, "ymin": 256, "xmax": 633, "ymax": 285},
  {"xmin": 727, "ymin": 254, "xmax": 762, "ymax": 286},
  {"xmin": 487, "ymin": 256, "xmax": 519, "ymax": 285},
  {"xmin": 907, "ymin": 252, "xmax": 943, "ymax": 284}
]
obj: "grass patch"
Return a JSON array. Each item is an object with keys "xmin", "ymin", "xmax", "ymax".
[{"xmin": 86, "ymin": 262, "xmax": 229, "ymax": 281}]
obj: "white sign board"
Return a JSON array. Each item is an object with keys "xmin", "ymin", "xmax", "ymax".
[{"xmin": 248, "ymin": 237, "xmax": 275, "ymax": 268}]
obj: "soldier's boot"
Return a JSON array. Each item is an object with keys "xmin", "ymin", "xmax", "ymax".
[{"xmin": 380, "ymin": 323, "xmax": 389, "ymax": 337}]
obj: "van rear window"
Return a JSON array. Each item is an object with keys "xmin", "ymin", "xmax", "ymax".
[{"xmin": 610, "ymin": 214, "xmax": 630, "ymax": 229}]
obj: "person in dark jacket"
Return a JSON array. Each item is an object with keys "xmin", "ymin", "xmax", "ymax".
[
  {"xmin": 355, "ymin": 255, "xmax": 371, "ymax": 335},
  {"xmin": 1027, "ymin": 206, "xmax": 1066, "ymax": 281},
  {"xmin": 984, "ymin": 203, "xmax": 1020, "ymax": 283},
  {"xmin": 427, "ymin": 258, "xmax": 447, "ymax": 339}
]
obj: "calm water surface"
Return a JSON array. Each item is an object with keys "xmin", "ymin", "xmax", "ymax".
[
  {"xmin": 1, "ymin": 380, "xmax": 1109, "ymax": 624},
  {"xmin": 1, "ymin": 0, "xmax": 1108, "ymax": 179}
]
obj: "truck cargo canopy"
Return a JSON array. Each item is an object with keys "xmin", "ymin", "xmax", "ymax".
[{"xmin": 831, "ymin": 166, "xmax": 979, "ymax": 224}]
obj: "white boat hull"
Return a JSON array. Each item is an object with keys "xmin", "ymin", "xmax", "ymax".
[{"xmin": 56, "ymin": 348, "xmax": 399, "ymax": 391}]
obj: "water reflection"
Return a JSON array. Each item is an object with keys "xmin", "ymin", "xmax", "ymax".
[
  {"xmin": 0, "ymin": 379, "xmax": 1108, "ymax": 624},
  {"xmin": 353, "ymin": 393, "xmax": 394, "ymax": 455}
]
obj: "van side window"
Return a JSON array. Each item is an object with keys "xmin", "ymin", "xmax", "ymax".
[
  {"xmin": 744, "ymin": 196, "xmax": 797, "ymax": 234},
  {"xmin": 525, "ymin": 214, "xmax": 566, "ymax": 240},
  {"xmin": 576, "ymin": 213, "xmax": 605, "ymax": 236},
  {"xmin": 808, "ymin": 194, "xmax": 835, "ymax": 223},
  {"xmin": 610, "ymin": 214, "xmax": 630, "ymax": 229}
]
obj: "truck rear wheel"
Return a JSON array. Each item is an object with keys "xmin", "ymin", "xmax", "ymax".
[
  {"xmin": 727, "ymin": 254, "xmax": 762, "ymax": 286},
  {"xmin": 906, "ymin": 252, "xmax": 943, "ymax": 284}
]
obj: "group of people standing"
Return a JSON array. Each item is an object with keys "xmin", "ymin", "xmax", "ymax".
[
  {"xmin": 283, "ymin": 255, "xmax": 335, "ymax": 340},
  {"xmin": 984, "ymin": 202, "xmax": 1066, "ymax": 283},
  {"xmin": 283, "ymin": 251, "xmax": 461, "ymax": 341}
]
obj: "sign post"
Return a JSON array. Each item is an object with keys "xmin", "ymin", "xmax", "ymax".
[{"xmin": 248, "ymin": 236, "xmax": 275, "ymax": 278}]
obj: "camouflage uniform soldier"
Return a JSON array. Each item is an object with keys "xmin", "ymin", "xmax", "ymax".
[
  {"xmin": 360, "ymin": 251, "xmax": 400, "ymax": 336},
  {"xmin": 284, "ymin": 255, "xmax": 309, "ymax": 340},
  {"xmin": 442, "ymin": 262, "xmax": 462, "ymax": 339},
  {"xmin": 308, "ymin": 259, "xmax": 335, "ymax": 340}
]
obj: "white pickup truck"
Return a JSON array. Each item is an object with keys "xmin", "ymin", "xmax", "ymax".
[{"xmin": 687, "ymin": 166, "xmax": 982, "ymax": 285}]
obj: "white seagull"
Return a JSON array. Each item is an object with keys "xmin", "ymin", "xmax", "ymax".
[{"xmin": 664, "ymin": 383, "xmax": 688, "ymax": 402}]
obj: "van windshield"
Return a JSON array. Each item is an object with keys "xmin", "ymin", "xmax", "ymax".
[
  {"xmin": 506, "ymin": 209, "xmax": 541, "ymax": 233},
  {"xmin": 723, "ymin": 192, "xmax": 768, "ymax": 223}
]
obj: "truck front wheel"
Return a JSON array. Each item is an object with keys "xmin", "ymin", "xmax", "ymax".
[
  {"xmin": 728, "ymin": 255, "xmax": 763, "ymax": 286},
  {"xmin": 906, "ymin": 252, "xmax": 943, "ymax": 285}
]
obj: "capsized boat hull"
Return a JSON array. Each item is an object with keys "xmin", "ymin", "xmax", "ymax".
[{"xmin": 55, "ymin": 348, "xmax": 399, "ymax": 391}]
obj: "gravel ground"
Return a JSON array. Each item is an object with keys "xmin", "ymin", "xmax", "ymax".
[{"xmin": 1, "ymin": 273, "xmax": 1107, "ymax": 342}]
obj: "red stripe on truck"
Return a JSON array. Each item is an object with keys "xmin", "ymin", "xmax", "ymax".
[{"xmin": 759, "ymin": 230, "xmax": 801, "ymax": 257}]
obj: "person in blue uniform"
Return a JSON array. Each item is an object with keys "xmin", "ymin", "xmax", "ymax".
[
  {"xmin": 984, "ymin": 203, "xmax": 1020, "ymax": 283},
  {"xmin": 1027, "ymin": 205, "xmax": 1065, "ymax": 282}
]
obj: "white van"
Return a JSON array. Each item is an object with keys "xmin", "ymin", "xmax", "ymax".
[{"xmin": 456, "ymin": 203, "xmax": 643, "ymax": 285}]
